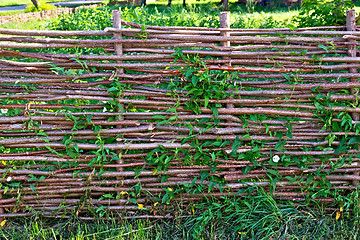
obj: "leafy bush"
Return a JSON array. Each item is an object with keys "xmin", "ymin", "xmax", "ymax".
[
  {"xmin": 232, "ymin": 12, "xmax": 290, "ymax": 29},
  {"xmin": 50, "ymin": 7, "xmax": 113, "ymax": 31},
  {"xmin": 49, "ymin": 4, "xmax": 290, "ymax": 31},
  {"xmin": 50, "ymin": 5, "xmax": 220, "ymax": 31},
  {"xmin": 293, "ymin": 0, "xmax": 354, "ymax": 27},
  {"xmin": 25, "ymin": 1, "xmax": 56, "ymax": 13}
]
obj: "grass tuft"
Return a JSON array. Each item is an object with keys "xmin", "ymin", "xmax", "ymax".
[{"xmin": 0, "ymin": 190, "xmax": 359, "ymax": 239}]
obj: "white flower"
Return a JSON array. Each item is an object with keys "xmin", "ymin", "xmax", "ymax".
[
  {"xmin": 6, "ymin": 177, "xmax": 12, "ymax": 182},
  {"xmin": 0, "ymin": 109, "xmax": 8, "ymax": 114},
  {"xmin": 272, "ymin": 155, "xmax": 280, "ymax": 163}
]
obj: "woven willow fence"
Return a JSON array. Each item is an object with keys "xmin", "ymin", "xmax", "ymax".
[{"xmin": 1, "ymin": 9, "xmax": 360, "ymax": 219}]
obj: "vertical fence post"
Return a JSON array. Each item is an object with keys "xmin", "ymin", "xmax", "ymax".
[
  {"xmin": 113, "ymin": 9, "xmax": 124, "ymax": 75},
  {"xmin": 220, "ymin": 12, "xmax": 230, "ymax": 49},
  {"xmin": 112, "ymin": 10, "xmax": 124, "ymax": 181},
  {"xmin": 346, "ymin": 9, "xmax": 359, "ymax": 186},
  {"xmin": 220, "ymin": 12, "xmax": 236, "ymax": 173},
  {"xmin": 220, "ymin": 12, "xmax": 234, "ymax": 108},
  {"xmin": 220, "ymin": 12, "xmax": 231, "ymax": 71}
]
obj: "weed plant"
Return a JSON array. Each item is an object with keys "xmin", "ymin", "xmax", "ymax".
[
  {"xmin": 49, "ymin": 4, "xmax": 293, "ymax": 31},
  {"xmin": 294, "ymin": 0, "xmax": 355, "ymax": 27},
  {"xmin": 0, "ymin": 189, "xmax": 359, "ymax": 239}
]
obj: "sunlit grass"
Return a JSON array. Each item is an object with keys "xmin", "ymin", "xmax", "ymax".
[
  {"xmin": 0, "ymin": 193, "xmax": 358, "ymax": 240},
  {"xmin": 0, "ymin": 10, "xmax": 24, "ymax": 16},
  {"xmin": 0, "ymin": 18, "xmax": 54, "ymax": 29}
]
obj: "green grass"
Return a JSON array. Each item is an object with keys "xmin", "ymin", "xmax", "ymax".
[
  {"xmin": 0, "ymin": 192, "xmax": 359, "ymax": 240},
  {"xmin": 0, "ymin": 188, "xmax": 359, "ymax": 239},
  {"xmin": 0, "ymin": 10, "xmax": 24, "ymax": 16},
  {"xmin": 0, "ymin": 18, "xmax": 53, "ymax": 29}
]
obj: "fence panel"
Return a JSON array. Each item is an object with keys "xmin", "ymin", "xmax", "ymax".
[{"xmin": 0, "ymin": 11, "xmax": 359, "ymax": 218}]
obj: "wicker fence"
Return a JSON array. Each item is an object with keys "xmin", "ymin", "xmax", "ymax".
[{"xmin": 0, "ymin": 10, "xmax": 360, "ymax": 219}]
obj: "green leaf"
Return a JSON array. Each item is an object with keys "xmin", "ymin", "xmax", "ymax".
[
  {"xmin": 28, "ymin": 177, "xmax": 37, "ymax": 182},
  {"xmin": 249, "ymin": 115, "xmax": 257, "ymax": 122},
  {"xmin": 281, "ymin": 73, "xmax": 292, "ymax": 81},
  {"xmin": 208, "ymin": 180, "xmax": 217, "ymax": 193},
  {"xmin": 267, "ymin": 169, "xmax": 278, "ymax": 176},
  {"xmin": 198, "ymin": 118, "xmax": 210, "ymax": 124},
  {"xmin": 243, "ymin": 165, "xmax": 252, "ymax": 175},
  {"xmin": 39, "ymin": 176, "xmax": 46, "ymax": 182},
  {"xmin": 348, "ymin": 137, "xmax": 360, "ymax": 145},
  {"xmin": 107, "ymin": 86, "xmax": 118, "ymax": 92},
  {"xmin": 211, "ymin": 107, "xmax": 218, "ymax": 118},
  {"xmin": 161, "ymin": 175, "xmax": 169, "ymax": 183},
  {"xmin": 157, "ymin": 120, "xmax": 170, "ymax": 126},
  {"xmin": 230, "ymin": 136, "xmax": 241, "ymax": 156},
  {"xmin": 306, "ymin": 176, "xmax": 314, "ymax": 185},
  {"xmin": 74, "ymin": 143, "xmax": 79, "ymax": 153},
  {"xmin": 127, "ymin": 198, "xmax": 137, "ymax": 204},
  {"xmin": 318, "ymin": 44, "xmax": 328, "ymax": 53},
  {"xmin": 192, "ymin": 75, "xmax": 199, "ymax": 86},
  {"xmin": 285, "ymin": 176, "xmax": 297, "ymax": 184},
  {"xmin": 204, "ymin": 96, "xmax": 209, "ymax": 108},
  {"xmin": 185, "ymin": 69, "xmax": 195, "ymax": 78},
  {"xmin": 98, "ymin": 168, "xmax": 106, "ymax": 177},
  {"xmin": 328, "ymin": 134, "xmax": 336, "ymax": 146},
  {"xmin": 275, "ymin": 140, "xmax": 285, "ymax": 151},
  {"xmin": 152, "ymin": 115, "xmax": 167, "ymax": 119},
  {"xmin": 96, "ymin": 205, "xmax": 107, "ymax": 213},
  {"xmin": 242, "ymin": 134, "xmax": 250, "ymax": 139},
  {"xmin": 102, "ymin": 194, "xmax": 114, "ymax": 199},
  {"xmin": 334, "ymin": 145, "xmax": 347, "ymax": 154},
  {"xmin": 37, "ymin": 131, "xmax": 48, "ymax": 137}
]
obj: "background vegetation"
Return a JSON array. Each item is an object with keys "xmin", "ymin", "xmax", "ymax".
[{"xmin": 1, "ymin": 0, "xmax": 360, "ymax": 239}]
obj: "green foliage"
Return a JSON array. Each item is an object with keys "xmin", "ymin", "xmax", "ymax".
[
  {"xmin": 232, "ymin": 12, "xmax": 289, "ymax": 29},
  {"xmin": 0, "ymin": 18, "xmax": 52, "ymax": 30},
  {"xmin": 246, "ymin": 0, "xmax": 256, "ymax": 12},
  {"xmin": 25, "ymin": 1, "xmax": 56, "ymax": 13},
  {"xmin": 3, "ymin": 2, "xmax": 360, "ymax": 228},
  {"xmin": 49, "ymin": 4, "xmax": 291, "ymax": 31},
  {"xmin": 294, "ymin": 0, "xmax": 354, "ymax": 27},
  {"xmin": 49, "ymin": 7, "xmax": 113, "ymax": 31},
  {"xmin": 1, "ymin": 189, "xmax": 360, "ymax": 240},
  {"xmin": 0, "ymin": 218, "xmax": 159, "ymax": 239},
  {"xmin": 186, "ymin": 188, "xmax": 360, "ymax": 239}
]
